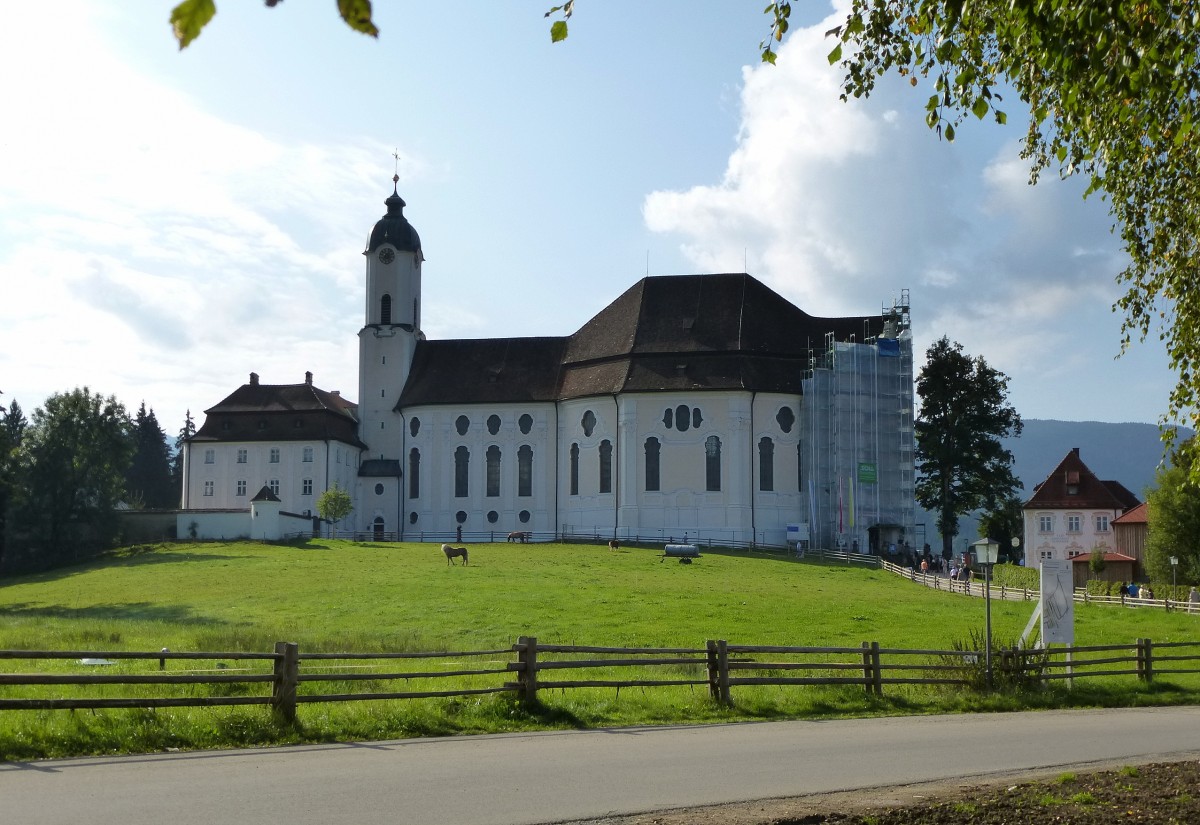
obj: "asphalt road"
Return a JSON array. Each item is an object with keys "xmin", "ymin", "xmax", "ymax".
[{"xmin": 2, "ymin": 707, "xmax": 1198, "ymax": 825}]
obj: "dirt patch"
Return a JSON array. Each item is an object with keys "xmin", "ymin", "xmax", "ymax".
[{"xmin": 574, "ymin": 757, "xmax": 1200, "ymax": 825}]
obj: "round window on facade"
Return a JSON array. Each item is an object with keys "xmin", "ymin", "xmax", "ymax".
[
  {"xmin": 487, "ymin": 510, "xmax": 499, "ymax": 523},
  {"xmin": 456, "ymin": 415, "xmax": 470, "ymax": 436},
  {"xmin": 410, "ymin": 417, "xmax": 420, "ymax": 437},
  {"xmin": 518, "ymin": 510, "xmax": 531, "ymax": 524},
  {"xmin": 409, "ymin": 511, "xmax": 418, "ymax": 525},
  {"xmin": 487, "ymin": 414, "xmax": 501, "ymax": 435},
  {"xmin": 777, "ymin": 406, "xmax": 796, "ymax": 433},
  {"xmin": 375, "ymin": 483, "xmax": 384, "ymax": 495},
  {"xmin": 455, "ymin": 510, "xmax": 467, "ymax": 524}
]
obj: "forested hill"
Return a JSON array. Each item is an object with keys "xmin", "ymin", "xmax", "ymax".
[{"xmin": 1002, "ymin": 419, "xmax": 1190, "ymax": 502}]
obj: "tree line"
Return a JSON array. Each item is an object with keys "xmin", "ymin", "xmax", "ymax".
[{"xmin": 0, "ymin": 389, "xmax": 194, "ymax": 573}]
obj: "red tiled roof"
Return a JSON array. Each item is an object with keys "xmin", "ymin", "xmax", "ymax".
[
  {"xmin": 1070, "ymin": 552, "xmax": 1137, "ymax": 564},
  {"xmin": 1113, "ymin": 501, "xmax": 1149, "ymax": 524}
]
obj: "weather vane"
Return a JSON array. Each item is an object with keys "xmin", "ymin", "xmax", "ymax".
[{"xmin": 392, "ymin": 148, "xmax": 401, "ymax": 183}]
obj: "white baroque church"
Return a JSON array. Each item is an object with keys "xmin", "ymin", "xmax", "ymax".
[{"xmin": 183, "ymin": 181, "xmax": 916, "ymax": 550}]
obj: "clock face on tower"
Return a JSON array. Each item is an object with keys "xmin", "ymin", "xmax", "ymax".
[{"xmin": 377, "ymin": 247, "xmax": 395, "ymax": 264}]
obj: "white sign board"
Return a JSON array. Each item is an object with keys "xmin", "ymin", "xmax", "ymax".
[
  {"xmin": 1040, "ymin": 559, "xmax": 1075, "ymax": 645},
  {"xmin": 786, "ymin": 523, "xmax": 809, "ymax": 542}
]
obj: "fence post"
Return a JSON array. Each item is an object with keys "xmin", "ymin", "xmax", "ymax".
[
  {"xmin": 861, "ymin": 642, "xmax": 873, "ymax": 695},
  {"xmin": 271, "ymin": 641, "xmax": 299, "ymax": 722},
  {"xmin": 716, "ymin": 639, "xmax": 731, "ymax": 706},
  {"xmin": 870, "ymin": 641, "xmax": 883, "ymax": 696},
  {"xmin": 1141, "ymin": 638, "xmax": 1154, "ymax": 683},
  {"xmin": 706, "ymin": 640, "xmax": 719, "ymax": 701},
  {"xmin": 516, "ymin": 636, "xmax": 539, "ymax": 707}
]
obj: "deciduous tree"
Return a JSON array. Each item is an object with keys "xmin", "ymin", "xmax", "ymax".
[
  {"xmin": 915, "ymin": 337, "xmax": 1022, "ymax": 559},
  {"xmin": 316, "ymin": 483, "xmax": 353, "ymax": 534},
  {"xmin": 1144, "ymin": 439, "xmax": 1200, "ymax": 587},
  {"xmin": 977, "ymin": 493, "xmax": 1024, "ymax": 564},
  {"xmin": 10, "ymin": 389, "xmax": 135, "ymax": 568}
]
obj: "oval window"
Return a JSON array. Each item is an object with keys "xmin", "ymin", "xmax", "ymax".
[
  {"xmin": 487, "ymin": 414, "xmax": 501, "ymax": 435},
  {"xmin": 487, "ymin": 510, "xmax": 499, "ymax": 523},
  {"xmin": 374, "ymin": 483, "xmax": 384, "ymax": 495},
  {"xmin": 410, "ymin": 417, "xmax": 420, "ymax": 437},
  {"xmin": 455, "ymin": 510, "xmax": 467, "ymax": 524},
  {"xmin": 519, "ymin": 413, "xmax": 533, "ymax": 435},
  {"xmin": 518, "ymin": 510, "xmax": 531, "ymax": 524},
  {"xmin": 456, "ymin": 415, "xmax": 470, "ymax": 436},
  {"xmin": 676, "ymin": 404, "xmax": 691, "ymax": 432}
]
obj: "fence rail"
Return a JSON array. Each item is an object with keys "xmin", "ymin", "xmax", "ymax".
[{"xmin": 3, "ymin": 636, "xmax": 1199, "ymax": 720}]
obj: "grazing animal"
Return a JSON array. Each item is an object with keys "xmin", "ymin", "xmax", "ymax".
[
  {"xmin": 507, "ymin": 531, "xmax": 530, "ymax": 543},
  {"xmin": 608, "ymin": 539, "xmax": 619, "ymax": 551},
  {"xmin": 442, "ymin": 544, "xmax": 469, "ymax": 565}
]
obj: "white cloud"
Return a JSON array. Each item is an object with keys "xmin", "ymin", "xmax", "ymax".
[{"xmin": 640, "ymin": 8, "xmax": 1173, "ymax": 423}]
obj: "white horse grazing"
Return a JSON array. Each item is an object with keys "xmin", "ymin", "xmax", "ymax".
[{"xmin": 442, "ymin": 544, "xmax": 469, "ymax": 565}]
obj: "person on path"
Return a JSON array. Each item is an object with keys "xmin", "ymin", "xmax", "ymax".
[{"xmin": 1189, "ymin": 586, "xmax": 1199, "ymax": 614}]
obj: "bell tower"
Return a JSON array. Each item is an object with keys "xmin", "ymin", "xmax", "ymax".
[{"xmin": 357, "ymin": 176, "xmax": 423, "ymax": 533}]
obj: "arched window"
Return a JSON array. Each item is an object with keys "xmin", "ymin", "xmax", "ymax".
[
  {"xmin": 705, "ymin": 436, "xmax": 722, "ymax": 492},
  {"xmin": 409, "ymin": 448, "xmax": 420, "ymax": 499},
  {"xmin": 454, "ymin": 446, "xmax": 469, "ymax": 497},
  {"xmin": 373, "ymin": 516, "xmax": 385, "ymax": 540},
  {"xmin": 380, "ymin": 294, "xmax": 392, "ymax": 325},
  {"xmin": 644, "ymin": 437, "xmax": 660, "ymax": 492},
  {"xmin": 569, "ymin": 443, "xmax": 580, "ymax": 496},
  {"xmin": 759, "ymin": 437, "xmax": 774, "ymax": 492},
  {"xmin": 599, "ymin": 440, "xmax": 612, "ymax": 494},
  {"xmin": 486, "ymin": 445, "xmax": 501, "ymax": 497},
  {"xmin": 797, "ymin": 441, "xmax": 803, "ymax": 491},
  {"xmin": 518, "ymin": 445, "xmax": 533, "ymax": 497}
]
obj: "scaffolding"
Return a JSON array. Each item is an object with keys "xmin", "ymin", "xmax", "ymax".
[{"xmin": 801, "ymin": 290, "xmax": 915, "ymax": 553}]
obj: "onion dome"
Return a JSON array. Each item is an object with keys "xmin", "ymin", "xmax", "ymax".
[{"xmin": 366, "ymin": 174, "xmax": 422, "ymax": 254}]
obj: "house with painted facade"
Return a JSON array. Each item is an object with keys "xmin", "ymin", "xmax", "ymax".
[{"xmin": 1023, "ymin": 447, "xmax": 1140, "ymax": 569}]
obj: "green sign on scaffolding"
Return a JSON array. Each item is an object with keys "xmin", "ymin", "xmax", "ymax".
[{"xmin": 857, "ymin": 462, "xmax": 877, "ymax": 484}]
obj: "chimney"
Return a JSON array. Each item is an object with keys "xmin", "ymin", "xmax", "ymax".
[
  {"xmin": 331, "ymin": 390, "xmax": 341, "ymax": 397},
  {"xmin": 249, "ymin": 372, "xmax": 259, "ymax": 386},
  {"xmin": 305, "ymin": 371, "xmax": 313, "ymax": 386}
]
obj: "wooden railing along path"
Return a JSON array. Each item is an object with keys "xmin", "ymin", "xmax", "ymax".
[{"xmin": 3, "ymin": 636, "xmax": 1199, "ymax": 722}]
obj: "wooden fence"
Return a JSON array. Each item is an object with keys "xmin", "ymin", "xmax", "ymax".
[{"xmin": 3, "ymin": 636, "xmax": 1199, "ymax": 722}]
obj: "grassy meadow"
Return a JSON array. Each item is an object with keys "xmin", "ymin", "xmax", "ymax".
[{"xmin": 1, "ymin": 539, "xmax": 1197, "ymax": 759}]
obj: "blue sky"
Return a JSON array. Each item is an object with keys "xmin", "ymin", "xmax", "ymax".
[{"xmin": 0, "ymin": 1, "xmax": 1178, "ymax": 437}]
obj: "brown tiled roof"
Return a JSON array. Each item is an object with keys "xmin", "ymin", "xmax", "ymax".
[
  {"xmin": 1113, "ymin": 501, "xmax": 1149, "ymax": 524},
  {"xmin": 397, "ymin": 337, "xmax": 569, "ymax": 407},
  {"xmin": 191, "ymin": 375, "xmax": 365, "ymax": 447},
  {"xmin": 1024, "ymin": 448, "xmax": 1141, "ymax": 511},
  {"xmin": 399, "ymin": 273, "xmax": 885, "ymax": 405}
]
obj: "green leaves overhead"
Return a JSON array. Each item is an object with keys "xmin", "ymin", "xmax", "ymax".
[
  {"xmin": 545, "ymin": 2, "xmax": 575, "ymax": 44},
  {"xmin": 823, "ymin": 1, "xmax": 1200, "ymax": 456},
  {"xmin": 171, "ymin": 0, "xmax": 377, "ymax": 49},
  {"xmin": 169, "ymin": 0, "xmax": 215, "ymax": 50},
  {"xmin": 337, "ymin": 0, "xmax": 378, "ymax": 38}
]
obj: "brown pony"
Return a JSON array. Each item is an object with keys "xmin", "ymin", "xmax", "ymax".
[
  {"xmin": 608, "ymin": 539, "xmax": 620, "ymax": 550},
  {"xmin": 507, "ymin": 531, "xmax": 530, "ymax": 543},
  {"xmin": 441, "ymin": 544, "xmax": 469, "ymax": 565}
]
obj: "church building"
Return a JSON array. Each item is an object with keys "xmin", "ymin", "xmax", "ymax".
[{"xmin": 183, "ymin": 180, "xmax": 916, "ymax": 550}]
